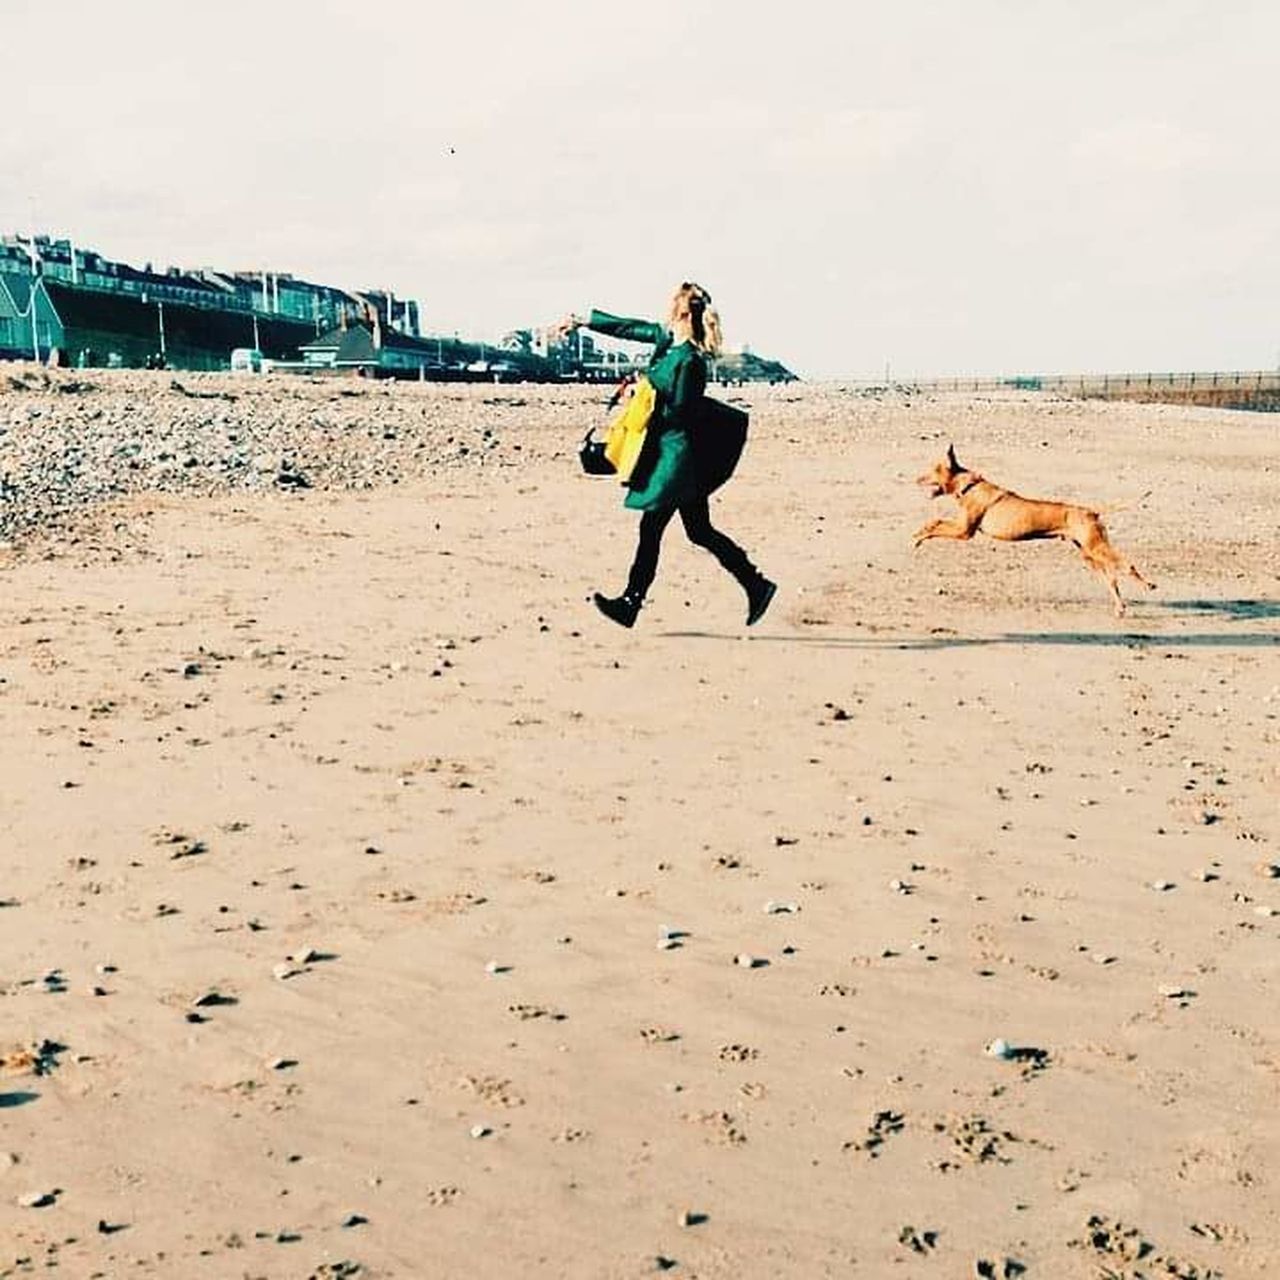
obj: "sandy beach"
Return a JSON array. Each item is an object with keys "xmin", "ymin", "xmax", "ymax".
[{"xmin": 1, "ymin": 375, "xmax": 1277, "ymax": 1278}]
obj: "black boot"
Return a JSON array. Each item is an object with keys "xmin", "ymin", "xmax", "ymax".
[
  {"xmin": 593, "ymin": 591, "xmax": 642, "ymax": 629},
  {"xmin": 745, "ymin": 576, "xmax": 777, "ymax": 627}
]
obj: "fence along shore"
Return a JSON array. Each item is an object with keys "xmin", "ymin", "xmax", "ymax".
[{"xmin": 858, "ymin": 369, "xmax": 1280, "ymax": 410}]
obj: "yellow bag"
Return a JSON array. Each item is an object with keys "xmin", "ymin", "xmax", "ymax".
[{"xmin": 602, "ymin": 376, "xmax": 656, "ymax": 481}]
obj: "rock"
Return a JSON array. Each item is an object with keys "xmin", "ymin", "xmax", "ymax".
[
  {"xmin": 469, "ymin": 1125, "xmax": 491, "ymax": 1139},
  {"xmin": 763, "ymin": 900, "xmax": 799, "ymax": 914},
  {"xmin": 192, "ymin": 990, "xmax": 235, "ymax": 1008},
  {"xmin": 1150, "ymin": 880, "xmax": 1174, "ymax": 892},
  {"xmin": 287, "ymin": 947, "xmax": 321, "ymax": 965},
  {"xmin": 986, "ymin": 1038, "xmax": 1014, "ymax": 1060},
  {"xmin": 272, "ymin": 962, "xmax": 303, "ymax": 981},
  {"xmin": 735, "ymin": 953, "xmax": 763, "ymax": 969},
  {"xmin": 16, "ymin": 1189, "xmax": 56, "ymax": 1208},
  {"xmin": 1157, "ymin": 984, "xmax": 1193, "ymax": 999}
]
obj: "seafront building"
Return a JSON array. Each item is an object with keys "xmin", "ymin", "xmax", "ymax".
[
  {"xmin": 0, "ymin": 235, "xmax": 421, "ymax": 372},
  {"xmin": 0, "ymin": 234, "xmax": 797, "ymax": 382}
]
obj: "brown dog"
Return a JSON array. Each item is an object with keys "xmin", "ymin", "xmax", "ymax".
[{"xmin": 914, "ymin": 444, "xmax": 1154, "ymax": 615}]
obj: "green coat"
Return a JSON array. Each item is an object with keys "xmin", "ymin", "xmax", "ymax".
[{"xmin": 587, "ymin": 309, "xmax": 704, "ymax": 512}]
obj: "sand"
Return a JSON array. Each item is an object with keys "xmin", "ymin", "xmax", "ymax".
[{"xmin": 1, "ymin": 379, "xmax": 1277, "ymax": 1279}]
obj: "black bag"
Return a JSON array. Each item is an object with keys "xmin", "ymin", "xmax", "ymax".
[
  {"xmin": 692, "ymin": 397, "xmax": 748, "ymax": 493},
  {"xmin": 579, "ymin": 428, "xmax": 616, "ymax": 476}
]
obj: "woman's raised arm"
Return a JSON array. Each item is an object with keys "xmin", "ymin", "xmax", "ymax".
[{"xmin": 578, "ymin": 309, "xmax": 668, "ymax": 346}]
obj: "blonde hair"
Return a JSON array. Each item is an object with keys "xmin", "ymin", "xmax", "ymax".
[{"xmin": 669, "ymin": 281, "xmax": 723, "ymax": 357}]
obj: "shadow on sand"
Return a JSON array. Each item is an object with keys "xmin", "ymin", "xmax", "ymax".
[
  {"xmin": 663, "ymin": 628, "xmax": 1279, "ymax": 651},
  {"xmin": 661, "ymin": 598, "xmax": 1278, "ymax": 650},
  {"xmin": 1159, "ymin": 598, "xmax": 1280, "ymax": 621}
]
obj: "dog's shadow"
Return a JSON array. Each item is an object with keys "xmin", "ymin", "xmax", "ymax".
[
  {"xmin": 1160, "ymin": 598, "xmax": 1280, "ymax": 621},
  {"xmin": 664, "ymin": 627, "xmax": 1279, "ymax": 650}
]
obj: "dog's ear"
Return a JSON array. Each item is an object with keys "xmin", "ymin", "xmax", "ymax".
[{"xmin": 946, "ymin": 442, "xmax": 959, "ymax": 470}]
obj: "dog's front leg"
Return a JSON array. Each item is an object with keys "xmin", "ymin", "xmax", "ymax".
[{"xmin": 913, "ymin": 518, "xmax": 976, "ymax": 547}]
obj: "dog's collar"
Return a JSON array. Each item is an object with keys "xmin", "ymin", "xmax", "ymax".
[{"xmin": 955, "ymin": 474, "xmax": 983, "ymax": 496}]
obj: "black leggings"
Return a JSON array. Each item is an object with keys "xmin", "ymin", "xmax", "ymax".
[{"xmin": 625, "ymin": 495, "xmax": 759, "ymax": 600}]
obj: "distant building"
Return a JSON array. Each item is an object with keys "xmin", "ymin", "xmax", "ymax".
[
  {"xmin": 0, "ymin": 273, "xmax": 60, "ymax": 362},
  {"xmin": 300, "ymin": 322, "xmax": 444, "ymax": 376},
  {"xmin": 299, "ymin": 323, "xmax": 552, "ymax": 381},
  {"xmin": 0, "ymin": 234, "xmax": 422, "ymax": 368},
  {"xmin": 0, "ymin": 274, "xmax": 27, "ymax": 356},
  {"xmin": 8, "ymin": 278, "xmax": 313, "ymax": 370}
]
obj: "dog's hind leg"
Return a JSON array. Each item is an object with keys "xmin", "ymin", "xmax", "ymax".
[
  {"xmin": 1126, "ymin": 560, "xmax": 1156, "ymax": 591},
  {"xmin": 1078, "ymin": 537, "xmax": 1128, "ymax": 616},
  {"xmin": 1092, "ymin": 558, "xmax": 1127, "ymax": 616}
]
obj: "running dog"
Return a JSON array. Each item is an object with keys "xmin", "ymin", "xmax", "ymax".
[{"xmin": 914, "ymin": 444, "xmax": 1154, "ymax": 615}]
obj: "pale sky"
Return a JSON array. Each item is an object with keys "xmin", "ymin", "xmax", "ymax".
[{"xmin": 6, "ymin": 0, "xmax": 1279, "ymax": 378}]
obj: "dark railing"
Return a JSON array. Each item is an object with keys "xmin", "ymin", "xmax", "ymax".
[{"xmin": 866, "ymin": 370, "xmax": 1280, "ymax": 395}]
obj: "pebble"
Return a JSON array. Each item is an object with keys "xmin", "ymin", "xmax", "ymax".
[
  {"xmin": 1158, "ymin": 984, "xmax": 1192, "ymax": 999},
  {"xmin": 0, "ymin": 371, "xmax": 546, "ymax": 542},
  {"xmin": 469, "ymin": 1125, "xmax": 491, "ymax": 1139},
  {"xmin": 735, "ymin": 953, "xmax": 762, "ymax": 969},
  {"xmin": 889, "ymin": 879, "xmax": 912, "ymax": 894},
  {"xmin": 763, "ymin": 900, "xmax": 799, "ymax": 914},
  {"xmin": 985, "ymin": 1038, "xmax": 1014, "ymax": 1060},
  {"xmin": 1256, "ymin": 862, "xmax": 1280, "ymax": 880},
  {"xmin": 1150, "ymin": 880, "xmax": 1174, "ymax": 892},
  {"xmin": 484, "ymin": 960, "xmax": 505, "ymax": 975},
  {"xmin": 192, "ymin": 990, "xmax": 232, "ymax": 1008}
]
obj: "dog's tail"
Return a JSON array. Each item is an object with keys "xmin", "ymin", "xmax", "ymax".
[{"xmin": 1096, "ymin": 489, "xmax": 1152, "ymax": 515}]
